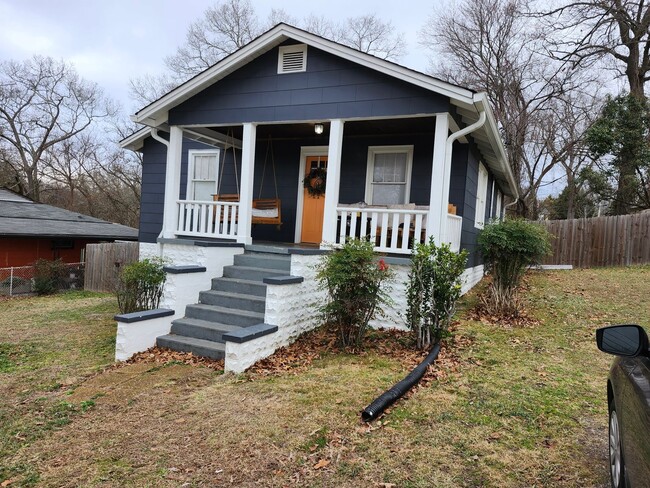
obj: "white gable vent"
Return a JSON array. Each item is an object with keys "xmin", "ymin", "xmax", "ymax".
[{"xmin": 278, "ymin": 44, "xmax": 307, "ymax": 74}]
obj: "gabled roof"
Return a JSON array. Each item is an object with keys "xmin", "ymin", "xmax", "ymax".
[
  {"xmin": 0, "ymin": 189, "xmax": 138, "ymax": 240},
  {"xmin": 128, "ymin": 23, "xmax": 517, "ymax": 198}
]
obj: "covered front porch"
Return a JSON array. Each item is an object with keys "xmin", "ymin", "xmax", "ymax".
[{"xmin": 160, "ymin": 114, "xmax": 464, "ymax": 255}]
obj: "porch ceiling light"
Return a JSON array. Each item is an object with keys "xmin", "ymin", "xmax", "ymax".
[{"xmin": 314, "ymin": 123, "xmax": 324, "ymax": 135}]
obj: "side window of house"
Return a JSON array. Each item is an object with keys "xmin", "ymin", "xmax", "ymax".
[
  {"xmin": 475, "ymin": 162, "xmax": 489, "ymax": 228},
  {"xmin": 188, "ymin": 150, "xmax": 220, "ymax": 201},
  {"xmin": 365, "ymin": 146, "xmax": 413, "ymax": 205},
  {"xmin": 496, "ymin": 190, "xmax": 502, "ymax": 219}
]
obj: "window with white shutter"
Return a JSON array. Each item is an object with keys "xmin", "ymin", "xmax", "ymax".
[{"xmin": 278, "ymin": 44, "xmax": 307, "ymax": 73}]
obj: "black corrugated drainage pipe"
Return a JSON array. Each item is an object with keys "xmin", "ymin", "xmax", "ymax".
[{"xmin": 361, "ymin": 342, "xmax": 442, "ymax": 422}]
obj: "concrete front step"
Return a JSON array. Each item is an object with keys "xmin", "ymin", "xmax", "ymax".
[
  {"xmin": 171, "ymin": 317, "xmax": 244, "ymax": 343},
  {"xmin": 185, "ymin": 303, "xmax": 264, "ymax": 327},
  {"xmin": 222, "ymin": 265, "xmax": 286, "ymax": 282},
  {"xmin": 211, "ymin": 277, "xmax": 267, "ymax": 297},
  {"xmin": 234, "ymin": 252, "xmax": 291, "ymax": 271},
  {"xmin": 244, "ymin": 244, "xmax": 290, "ymax": 255},
  {"xmin": 157, "ymin": 334, "xmax": 226, "ymax": 360},
  {"xmin": 199, "ymin": 289, "xmax": 266, "ymax": 313}
]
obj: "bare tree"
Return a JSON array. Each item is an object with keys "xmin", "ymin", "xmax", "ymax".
[
  {"xmin": 165, "ymin": 0, "xmax": 260, "ymax": 79},
  {"xmin": 540, "ymin": 1, "xmax": 650, "ymax": 98},
  {"xmin": 420, "ymin": 0, "xmax": 587, "ymax": 218},
  {"xmin": 0, "ymin": 56, "xmax": 114, "ymax": 200},
  {"xmin": 341, "ymin": 14, "xmax": 406, "ymax": 60}
]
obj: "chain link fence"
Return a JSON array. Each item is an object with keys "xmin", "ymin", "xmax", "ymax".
[{"xmin": 0, "ymin": 262, "xmax": 85, "ymax": 297}]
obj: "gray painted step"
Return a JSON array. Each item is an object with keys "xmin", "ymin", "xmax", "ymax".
[
  {"xmin": 157, "ymin": 334, "xmax": 226, "ymax": 360},
  {"xmin": 234, "ymin": 252, "xmax": 291, "ymax": 271},
  {"xmin": 171, "ymin": 317, "xmax": 243, "ymax": 343},
  {"xmin": 185, "ymin": 303, "xmax": 264, "ymax": 326},
  {"xmin": 211, "ymin": 277, "xmax": 267, "ymax": 297},
  {"xmin": 244, "ymin": 244, "xmax": 290, "ymax": 255},
  {"xmin": 199, "ymin": 289, "xmax": 266, "ymax": 313},
  {"xmin": 222, "ymin": 265, "xmax": 286, "ymax": 282}
]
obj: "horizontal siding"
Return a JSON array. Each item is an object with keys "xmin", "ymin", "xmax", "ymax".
[{"xmin": 170, "ymin": 42, "xmax": 449, "ymax": 125}]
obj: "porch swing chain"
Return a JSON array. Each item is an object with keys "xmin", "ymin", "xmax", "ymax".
[
  {"xmin": 215, "ymin": 128, "xmax": 239, "ymax": 199},
  {"xmin": 258, "ymin": 135, "xmax": 279, "ymax": 200}
]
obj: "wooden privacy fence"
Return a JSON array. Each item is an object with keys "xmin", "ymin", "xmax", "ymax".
[
  {"xmin": 541, "ymin": 213, "xmax": 650, "ymax": 268},
  {"xmin": 84, "ymin": 241, "xmax": 139, "ymax": 292}
]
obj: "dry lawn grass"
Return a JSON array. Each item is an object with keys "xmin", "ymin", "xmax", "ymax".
[{"xmin": 2, "ymin": 267, "xmax": 649, "ymax": 487}]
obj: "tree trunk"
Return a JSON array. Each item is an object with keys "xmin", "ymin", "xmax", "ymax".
[{"xmin": 566, "ymin": 173, "xmax": 576, "ymax": 220}]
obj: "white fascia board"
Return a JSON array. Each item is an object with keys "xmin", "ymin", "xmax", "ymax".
[
  {"xmin": 119, "ymin": 126, "xmax": 151, "ymax": 151},
  {"xmin": 472, "ymin": 93, "xmax": 519, "ymax": 199},
  {"xmin": 133, "ymin": 24, "xmax": 476, "ymax": 126}
]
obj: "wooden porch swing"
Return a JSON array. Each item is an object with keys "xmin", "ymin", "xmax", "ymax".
[{"xmin": 213, "ymin": 133, "xmax": 282, "ymax": 228}]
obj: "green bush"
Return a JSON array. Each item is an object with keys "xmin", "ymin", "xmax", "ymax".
[
  {"xmin": 33, "ymin": 259, "xmax": 67, "ymax": 295},
  {"xmin": 405, "ymin": 239, "xmax": 468, "ymax": 349},
  {"xmin": 478, "ymin": 218, "xmax": 551, "ymax": 316},
  {"xmin": 316, "ymin": 239, "xmax": 393, "ymax": 348},
  {"xmin": 116, "ymin": 258, "xmax": 166, "ymax": 314}
]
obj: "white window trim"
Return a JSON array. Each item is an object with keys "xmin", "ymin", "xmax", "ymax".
[
  {"xmin": 364, "ymin": 145, "xmax": 414, "ymax": 206},
  {"xmin": 186, "ymin": 149, "xmax": 221, "ymax": 201},
  {"xmin": 475, "ymin": 162, "xmax": 489, "ymax": 229},
  {"xmin": 277, "ymin": 44, "xmax": 307, "ymax": 74}
]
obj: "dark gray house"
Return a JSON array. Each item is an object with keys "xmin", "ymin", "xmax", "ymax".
[{"xmin": 118, "ymin": 24, "xmax": 517, "ymax": 365}]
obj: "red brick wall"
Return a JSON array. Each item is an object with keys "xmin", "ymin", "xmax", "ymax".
[{"xmin": 0, "ymin": 238, "xmax": 98, "ymax": 267}]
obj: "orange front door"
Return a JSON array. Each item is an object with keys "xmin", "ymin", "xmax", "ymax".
[{"xmin": 300, "ymin": 155, "xmax": 328, "ymax": 244}]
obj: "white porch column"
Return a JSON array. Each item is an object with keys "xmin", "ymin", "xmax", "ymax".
[
  {"xmin": 427, "ymin": 113, "xmax": 451, "ymax": 243},
  {"xmin": 161, "ymin": 126, "xmax": 183, "ymax": 239},
  {"xmin": 321, "ymin": 119, "xmax": 345, "ymax": 246},
  {"xmin": 238, "ymin": 123, "xmax": 256, "ymax": 245}
]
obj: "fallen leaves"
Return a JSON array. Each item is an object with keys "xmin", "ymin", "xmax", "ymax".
[
  {"xmin": 313, "ymin": 459, "xmax": 330, "ymax": 469},
  {"xmin": 123, "ymin": 347, "xmax": 224, "ymax": 371}
]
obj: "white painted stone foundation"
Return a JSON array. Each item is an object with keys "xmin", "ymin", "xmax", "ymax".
[{"xmin": 115, "ymin": 310, "xmax": 174, "ymax": 361}]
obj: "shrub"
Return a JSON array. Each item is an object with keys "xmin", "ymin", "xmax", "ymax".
[
  {"xmin": 316, "ymin": 239, "xmax": 393, "ymax": 347},
  {"xmin": 477, "ymin": 218, "xmax": 551, "ymax": 316},
  {"xmin": 33, "ymin": 259, "xmax": 67, "ymax": 295},
  {"xmin": 405, "ymin": 239, "xmax": 468, "ymax": 349},
  {"xmin": 116, "ymin": 258, "xmax": 166, "ymax": 314}
]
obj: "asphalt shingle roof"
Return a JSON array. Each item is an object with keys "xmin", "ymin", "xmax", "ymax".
[{"xmin": 0, "ymin": 193, "xmax": 138, "ymax": 240}]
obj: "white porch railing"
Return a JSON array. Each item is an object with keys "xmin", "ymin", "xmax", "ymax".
[
  {"xmin": 176, "ymin": 200, "xmax": 239, "ymax": 239},
  {"xmin": 335, "ymin": 207, "xmax": 429, "ymax": 255},
  {"xmin": 446, "ymin": 214, "xmax": 463, "ymax": 253}
]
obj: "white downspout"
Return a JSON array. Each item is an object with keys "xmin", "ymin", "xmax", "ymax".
[
  {"xmin": 150, "ymin": 128, "xmax": 170, "ymax": 256},
  {"xmin": 438, "ymin": 108, "xmax": 487, "ymax": 246},
  {"xmin": 150, "ymin": 128, "xmax": 169, "ymax": 149}
]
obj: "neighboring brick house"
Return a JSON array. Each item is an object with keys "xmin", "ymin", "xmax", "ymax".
[{"xmin": 0, "ymin": 188, "xmax": 138, "ymax": 267}]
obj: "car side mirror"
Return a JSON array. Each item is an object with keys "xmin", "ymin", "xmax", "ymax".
[{"xmin": 596, "ymin": 324, "xmax": 649, "ymax": 357}]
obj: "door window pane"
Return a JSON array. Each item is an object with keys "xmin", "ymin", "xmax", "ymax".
[{"xmin": 190, "ymin": 153, "xmax": 218, "ymax": 200}]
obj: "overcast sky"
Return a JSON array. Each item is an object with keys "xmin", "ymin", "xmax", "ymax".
[{"xmin": 0, "ymin": 0, "xmax": 434, "ymax": 114}]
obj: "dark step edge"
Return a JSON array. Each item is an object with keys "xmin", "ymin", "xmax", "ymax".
[
  {"xmin": 186, "ymin": 303, "xmax": 265, "ymax": 319},
  {"xmin": 156, "ymin": 335, "xmax": 226, "ymax": 359},
  {"xmin": 200, "ymin": 289, "xmax": 267, "ymax": 301},
  {"xmin": 163, "ymin": 265, "xmax": 206, "ymax": 274},
  {"xmin": 115, "ymin": 308, "xmax": 174, "ymax": 323},
  {"xmin": 262, "ymin": 275, "xmax": 304, "ymax": 285},
  {"xmin": 222, "ymin": 323, "xmax": 278, "ymax": 344}
]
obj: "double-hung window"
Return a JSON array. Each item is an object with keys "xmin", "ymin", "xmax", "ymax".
[
  {"xmin": 475, "ymin": 162, "xmax": 489, "ymax": 228},
  {"xmin": 365, "ymin": 146, "xmax": 413, "ymax": 205},
  {"xmin": 187, "ymin": 150, "xmax": 220, "ymax": 201}
]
